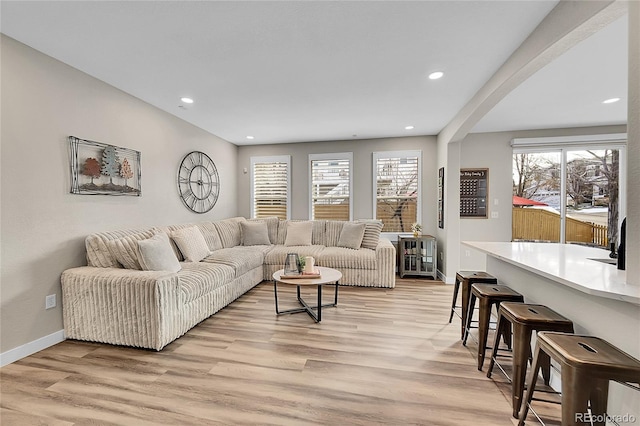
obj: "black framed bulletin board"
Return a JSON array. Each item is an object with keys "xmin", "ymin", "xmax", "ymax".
[{"xmin": 460, "ymin": 168, "xmax": 488, "ymax": 218}]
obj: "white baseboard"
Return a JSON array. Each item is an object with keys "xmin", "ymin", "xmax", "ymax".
[
  {"xmin": 437, "ymin": 270, "xmax": 453, "ymax": 284},
  {"xmin": 0, "ymin": 329, "xmax": 65, "ymax": 367}
]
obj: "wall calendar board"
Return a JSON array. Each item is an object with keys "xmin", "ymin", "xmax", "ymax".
[
  {"xmin": 438, "ymin": 167, "xmax": 445, "ymax": 228},
  {"xmin": 460, "ymin": 168, "xmax": 488, "ymax": 218}
]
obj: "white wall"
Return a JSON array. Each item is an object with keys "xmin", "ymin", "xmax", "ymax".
[
  {"xmin": 237, "ymin": 135, "xmax": 438, "ymax": 236},
  {"xmin": 0, "ymin": 36, "xmax": 238, "ymax": 355},
  {"xmin": 627, "ymin": 3, "xmax": 640, "ymax": 285}
]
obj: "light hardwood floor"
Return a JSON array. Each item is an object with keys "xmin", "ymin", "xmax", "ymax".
[{"xmin": 1, "ymin": 278, "xmax": 559, "ymax": 425}]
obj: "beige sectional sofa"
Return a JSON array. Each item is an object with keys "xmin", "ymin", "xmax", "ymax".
[{"xmin": 61, "ymin": 217, "xmax": 396, "ymax": 350}]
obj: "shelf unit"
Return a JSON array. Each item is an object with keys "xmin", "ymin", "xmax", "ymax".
[{"xmin": 398, "ymin": 235, "xmax": 437, "ymax": 279}]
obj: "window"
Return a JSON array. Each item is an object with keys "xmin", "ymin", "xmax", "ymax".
[
  {"xmin": 309, "ymin": 153, "xmax": 352, "ymax": 220},
  {"xmin": 512, "ymin": 134, "xmax": 626, "ymax": 248},
  {"xmin": 373, "ymin": 150, "xmax": 421, "ymax": 233},
  {"xmin": 250, "ymin": 155, "xmax": 290, "ymax": 219}
]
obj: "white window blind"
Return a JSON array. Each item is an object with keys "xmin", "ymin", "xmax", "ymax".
[
  {"xmin": 250, "ymin": 156, "xmax": 290, "ymax": 219},
  {"xmin": 373, "ymin": 151, "xmax": 421, "ymax": 233},
  {"xmin": 310, "ymin": 153, "xmax": 352, "ymax": 220}
]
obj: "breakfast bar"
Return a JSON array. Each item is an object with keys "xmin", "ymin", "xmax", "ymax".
[{"xmin": 463, "ymin": 241, "xmax": 640, "ymax": 420}]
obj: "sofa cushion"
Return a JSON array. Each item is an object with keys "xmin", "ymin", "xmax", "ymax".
[
  {"xmin": 214, "ymin": 217, "xmax": 246, "ymax": 248},
  {"xmin": 357, "ymin": 219, "xmax": 384, "ymax": 250},
  {"xmin": 106, "ymin": 228, "xmax": 159, "ymax": 270},
  {"xmin": 317, "ymin": 246, "xmax": 377, "ymax": 270},
  {"xmin": 247, "ymin": 217, "xmax": 279, "ymax": 244},
  {"xmin": 264, "ymin": 245, "xmax": 326, "ymax": 266},
  {"xmin": 277, "ymin": 220, "xmax": 326, "ymax": 245},
  {"xmin": 241, "ymin": 221, "xmax": 271, "ymax": 246},
  {"xmin": 171, "ymin": 227, "xmax": 211, "ymax": 262},
  {"xmin": 337, "ymin": 222, "xmax": 366, "ymax": 250},
  {"xmin": 284, "ymin": 221, "xmax": 313, "ymax": 246},
  {"xmin": 203, "ymin": 247, "xmax": 265, "ymax": 277},
  {"xmin": 325, "ymin": 221, "xmax": 345, "ymax": 247},
  {"xmin": 178, "ymin": 262, "xmax": 235, "ymax": 303},
  {"xmin": 137, "ymin": 231, "xmax": 182, "ymax": 273}
]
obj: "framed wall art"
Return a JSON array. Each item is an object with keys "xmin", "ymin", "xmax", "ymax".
[
  {"xmin": 69, "ymin": 136, "xmax": 141, "ymax": 196},
  {"xmin": 438, "ymin": 167, "xmax": 445, "ymax": 228}
]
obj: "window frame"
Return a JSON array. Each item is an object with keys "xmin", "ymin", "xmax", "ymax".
[
  {"xmin": 308, "ymin": 152, "xmax": 353, "ymax": 221},
  {"xmin": 372, "ymin": 150, "xmax": 422, "ymax": 239},
  {"xmin": 512, "ymin": 133, "xmax": 627, "ymax": 244},
  {"xmin": 250, "ymin": 155, "xmax": 291, "ymax": 220}
]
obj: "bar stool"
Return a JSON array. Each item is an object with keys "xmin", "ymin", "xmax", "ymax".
[
  {"xmin": 519, "ymin": 332, "xmax": 640, "ymax": 426},
  {"xmin": 449, "ymin": 271, "xmax": 498, "ymax": 339},
  {"xmin": 463, "ymin": 283, "xmax": 524, "ymax": 370},
  {"xmin": 486, "ymin": 302, "xmax": 574, "ymax": 418}
]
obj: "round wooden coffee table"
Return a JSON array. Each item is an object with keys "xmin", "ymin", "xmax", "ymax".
[{"xmin": 272, "ymin": 266, "xmax": 342, "ymax": 322}]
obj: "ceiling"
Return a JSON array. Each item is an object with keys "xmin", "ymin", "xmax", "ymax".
[{"xmin": 0, "ymin": 1, "xmax": 628, "ymax": 145}]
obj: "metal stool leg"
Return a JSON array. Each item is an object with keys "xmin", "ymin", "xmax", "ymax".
[
  {"xmin": 462, "ymin": 293, "xmax": 476, "ymax": 346},
  {"xmin": 518, "ymin": 343, "xmax": 548, "ymax": 425},
  {"xmin": 449, "ymin": 277, "xmax": 461, "ymax": 323},
  {"xmin": 476, "ymin": 297, "xmax": 493, "ymax": 370}
]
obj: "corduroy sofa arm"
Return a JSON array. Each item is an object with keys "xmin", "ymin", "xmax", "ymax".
[
  {"xmin": 61, "ymin": 267, "xmax": 181, "ymax": 350},
  {"xmin": 375, "ymin": 238, "xmax": 396, "ymax": 288}
]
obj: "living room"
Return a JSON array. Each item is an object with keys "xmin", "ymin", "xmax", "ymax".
[{"xmin": 1, "ymin": 1, "xmax": 639, "ymax": 424}]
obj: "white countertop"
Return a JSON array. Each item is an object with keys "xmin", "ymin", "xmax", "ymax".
[{"xmin": 462, "ymin": 241, "xmax": 640, "ymax": 305}]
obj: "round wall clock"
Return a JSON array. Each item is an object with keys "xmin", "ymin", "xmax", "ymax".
[{"xmin": 177, "ymin": 151, "xmax": 220, "ymax": 213}]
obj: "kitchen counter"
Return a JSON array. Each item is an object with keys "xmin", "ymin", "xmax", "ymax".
[{"xmin": 462, "ymin": 241, "xmax": 639, "ymax": 305}]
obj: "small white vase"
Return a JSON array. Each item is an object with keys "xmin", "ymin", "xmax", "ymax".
[{"xmin": 304, "ymin": 256, "xmax": 315, "ymax": 273}]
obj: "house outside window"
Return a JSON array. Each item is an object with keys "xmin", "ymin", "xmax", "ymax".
[
  {"xmin": 309, "ymin": 152, "xmax": 352, "ymax": 221},
  {"xmin": 250, "ymin": 155, "xmax": 291, "ymax": 219},
  {"xmin": 373, "ymin": 150, "xmax": 421, "ymax": 234}
]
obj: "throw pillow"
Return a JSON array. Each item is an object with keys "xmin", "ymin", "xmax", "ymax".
[
  {"xmin": 337, "ymin": 222, "xmax": 367, "ymax": 250},
  {"xmin": 284, "ymin": 221, "xmax": 313, "ymax": 246},
  {"xmin": 241, "ymin": 221, "xmax": 271, "ymax": 246},
  {"xmin": 357, "ymin": 219, "xmax": 384, "ymax": 250},
  {"xmin": 137, "ymin": 231, "xmax": 181, "ymax": 273},
  {"xmin": 106, "ymin": 229, "xmax": 157, "ymax": 270},
  {"xmin": 171, "ymin": 226, "xmax": 211, "ymax": 262}
]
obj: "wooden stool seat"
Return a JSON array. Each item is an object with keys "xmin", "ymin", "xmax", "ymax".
[
  {"xmin": 487, "ymin": 303, "xmax": 574, "ymax": 418},
  {"xmin": 463, "ymin": 284, "xmax": 524, "ymax": 370},
  {"xmin": 519, "ymin": 332, "xmax": 640, "ymax": 425},
  {"xmin": 450, "ymin": 271, "xmax": 498, "ymax": 340}
]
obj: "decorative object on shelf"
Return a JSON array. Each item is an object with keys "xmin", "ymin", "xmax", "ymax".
[
  {"xmin": 69, "ymin": 136, "xmax": 141, "ymax": 196},
  {"xmin": 411, "ymin": 222, "xmax": 423, "ymax": 238},
  {"xmin": 177, "ymin": 151, "xmax": 220, "ymax": 213},
  {"xmin": 460, "ymin": 168, "xmax": 488, "ymax": 218},
  {"xmin": 438, "ymin": 167, "xmax": 445, "ymax": 228}
]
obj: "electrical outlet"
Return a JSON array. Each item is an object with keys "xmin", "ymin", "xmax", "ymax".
[
  {"xmin": 491, "ymin": 211, "xmax": 499, "ymax": 219},
  {"xmin": 465, "ymin": 250, "xmax": 471, "ymax": 257},
  {"xmin": 45, "ymin": 294, "xmax": 56, "ymax": 310},
  {"xmin": 494, "ymin": 198, "xmax": 499, "ymax": 205}
]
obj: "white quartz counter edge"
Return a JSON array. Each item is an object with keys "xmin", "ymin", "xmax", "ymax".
[{"xmin": 462, "ymin": 241, "xmax": 640, "ymax": 305}]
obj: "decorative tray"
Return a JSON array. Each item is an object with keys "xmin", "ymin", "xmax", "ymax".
[{"xmin": 280, "ymin": 270, "xmax": 321, "ymax": 279}]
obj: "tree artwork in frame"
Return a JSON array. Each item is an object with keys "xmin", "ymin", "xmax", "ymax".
[{"xmin": 69, "ymin": 136, "xmax": 141, "ymax": 196}]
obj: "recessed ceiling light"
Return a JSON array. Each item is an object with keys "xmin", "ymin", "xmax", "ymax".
[
  {"xmin": 405, "ymin": 125, "xmax": 414, "ymax": 130},
  {"xmin": 428, "ymin": 71, "xmax": 444, "ymax": 80},
  {"xmin": 602, "ymin": 98, "xmax": 620, "ymax": 104},
  {"xmin": 246, "ymin": 136, "xmax": 254, "ymax": 140},
  {"xmin": 180, "ymin": 97, "xmax": 194, "ymax": 104}
]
